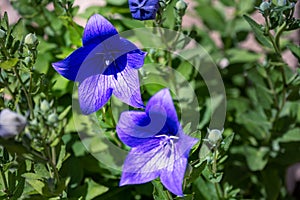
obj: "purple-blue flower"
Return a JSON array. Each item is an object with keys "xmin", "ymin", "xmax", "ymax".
[
  {"xmin": 52, "ymin": 14, "xmax": 146, "ymax": 114},
  {"xmin": 117, "ymin": 89, "xmax": 198, "ymax": 196},
  {"xmin": 128, "ymin": 0, "xmax": 159, "ymax": 20}
]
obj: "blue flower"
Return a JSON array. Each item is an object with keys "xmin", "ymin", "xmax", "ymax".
[
  {"xmin": 128, "ymin": 0, "xmax": 159, "ymax": 20},
  {"xmin": 117, "ymin": 89, "xmax": 198, "ymax": 196},
  {"xmin": 52, "ymin": 14, "xmax": 146, "ymax": 114}
]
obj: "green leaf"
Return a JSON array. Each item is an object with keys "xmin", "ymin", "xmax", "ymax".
[
  {"xmin": 175, "ymin": 194, "xmax": 194, "ymax": 200},
  {"xmin": 262, "ymin": 168, "xmax": 281, "ymax": 200},
  {"xmin": 243, "ymin": 15, "xmax": 273, "ymax": 48},
  {"xmin": 0, "ymin": 58, "xmax": 18, "ymax": 70},
  {"xmin": 85, "ymin": 178, "xmax": 109, "ymax": 199},
  {"xmin": 193, "ymin": 176, "xmax": 218, "ymax": 200},
  {"xmin": 199, "ymin": 142, "xmax": 211, "ymax": 164},
  {"xmin": 106, "ymin": 0, "xmax": 127, "ymax": 6},
  {"xmin": 277, "ymin": 128, "xmax": 300, "ymax": 143},
  {"xmin": 287, "ymin": 43, "xmax": 300, "ymax": 59},
  {"xmin": 187, "ymin": 161, "xmax": 207, "ymax": 184},
  {"xmin": 56, "ymin": 145, "xmax": 66, "ymax": 170},
  {"xmin": 220, "ymin": 132, "xmax": 234, "ymax": 152},
  {"xmin": 11, "ymin": 19, "xmax": 25, "ymax": 42},
  {"xmin": 226, "ymin": 49, "xmax": 261, "ymax": 64},
  {"xmin": 152, "ymin": 179, "xmax": 171, "ymax": 200},
  {"xmin": 58, "ymin": 106, "xmax": 71, "ymax": 120},
  {"xmin": 196, "ymin": 5, "xmax": 225, "ymax": 32},
  {"xmin": 22, "ymin": 173, "xmax": 42, "ymax": 180},
  {"xmin": 244, "ymin": 146, "xmax": 269, "ymax": 171}
]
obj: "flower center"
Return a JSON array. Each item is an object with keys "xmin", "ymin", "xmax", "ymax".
[
  {"xmin": 155, "ymin": 135, "xmax": 179, "ymax": 150},
  {"xmin": 96, "ymin": 50, "xmax": 121, "ymax": 67}
]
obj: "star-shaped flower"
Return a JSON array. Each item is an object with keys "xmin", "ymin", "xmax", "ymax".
[
  {"xmin": 128, "ymin": 0, "xmax": 160, "ymax": 20},
  {"xmin": 52, "ymin": 14, "xmax": 146, "ymax": 114},
  {"xmin": 117, "ymin": 89, "xmax": 198, "ymax": 196}
]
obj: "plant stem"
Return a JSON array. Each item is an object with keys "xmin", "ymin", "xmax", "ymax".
[
  {"xmin": 13, "ymin": 67, "xmax": 34, "ymax": 119},
  {"xmin": 212, "ymin": 150, "xmax": 223, "ymax": 199},
  {"xmin": 274, "ymin": 21, "xmax": 287, "ymax": 54},
  {"xmin": 0, "ymin": 167, "xmax": 9, "ymax": 194},
  {"xmin": 0, "ymin": 70, "xmax": 15, "ymax": 101}
]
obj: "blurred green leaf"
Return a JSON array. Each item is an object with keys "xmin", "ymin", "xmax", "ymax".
[
  {"xmin": 244, "ymin": 146, "xmax": 269, "ymax": 171},
  {"xmin": 220, "ymin": 132, "xmax": 235, "ymax": 152},
  {"xmin": 0, "ymin": 58, "xmax": 18, "ymax": 70},
  {"xmin": 243, "ymin": 15, "xmax": 273, "ymax": 48},
  {"xmin": 226, "ymin": 49, "xmax": 261, "ymax": 64},
  {"xmin": 107, "ymin": 0, "xmax": 127, "ymax": 6},
  {"xmin": 277, "ymin": 128, "xmax": 300, "ymax": 143},
  {"xmin": 262, "ymin": 168, "xmax": 281, "ymax": 200},
  {"xmin": 152, "ymin": 179, "xmax": 171, "ymax": 200},
  {"xmin": 193, "ymin": 176, "xmax": 217, "ymax": 200},
  {"xmin": 196, "ymin": 5, "xmax": 225, "ymax": 32},
  {"xmin": 85, "ymin": 178, "xmax": 109, "ymax": 199},
  {"xmin": 287, "ymin": 43, "xmax": 300, "ymax": 59}
]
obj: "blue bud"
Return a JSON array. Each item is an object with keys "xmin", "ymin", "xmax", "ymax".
[
  {"xmin": 259, "ymin": 1, "xmax": 270, "ymax": 11},
  {"xmin": 277, "ymin": 0, "xmax": 287, "ymax": 6}
]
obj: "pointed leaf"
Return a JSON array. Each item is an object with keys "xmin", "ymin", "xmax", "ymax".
[
  {"xmin": 0, "ymin": 58, "xmax": 19, "ymax": 70},
  {"xmin": 243, "ymin": 15, "xmax": 272, "ymax": 48}
]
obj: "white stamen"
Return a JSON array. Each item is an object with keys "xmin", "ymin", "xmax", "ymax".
[{"xmin": 105, "ymin": 60, "xmax": 110, "ymax": 66}]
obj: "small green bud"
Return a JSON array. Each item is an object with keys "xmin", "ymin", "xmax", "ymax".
[
  {"xmin": 259, "ymin": 1, "xmax": 270, "ymax": 11},
  {"xmin": 24, "ymin": 57, "xmax": 31, "ymax": 65},
  {"xmin": 0, "ymin": 29, "xmax": 5, "ymax": 39},
  {"xmin": 175, "ymin": 0, "xmax": 188, "ymax": 17},
  {"xmin": 277, "ymin": 0, "xmax": 286, "ymax": 6},
  {"xmin": 24, "ymin": 33, "xmax": 38, "ymax": 47},
  {"xmin": 40, "ymin": 100, "xmax": 50, "ymax": 112},
  {"xmin": 48, "ymin": 113, "xmax": 58, "ymax": 123},
  {"xmin": 207, "ymin": 128, "xmax": 223, "ymax": 145}
]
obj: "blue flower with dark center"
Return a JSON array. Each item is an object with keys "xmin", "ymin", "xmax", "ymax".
[
  {"xmin": 129, "ymin": 0, "xmax": 159, "ymax": 20},
  {"xmin": 117, "ymin": 89, "xmax": 198, "ymax": 196},
  {"xmin": 52, "ymin": 14, "xmax": 146, "ymax": 114}
]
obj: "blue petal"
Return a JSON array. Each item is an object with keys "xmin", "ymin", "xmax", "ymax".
[
  {"xmin": 52, "ymin": 45, "xmax": 95, "ymax": 81},
  {"xmin": 111, "ymin": 66, "xmax": 144, "ymax": 108},
  {"xmin": 117, "ymin": 111, "xmax": 167, "ymax": 147},
  {"xmin": 119, "ymin": 139, "xmax": 164, "ymax": 186},
  {"xmin": 129, "ymin": 0, "xmax": 159, "ymax": 20},
  {"xmin": 127, "ymin": 50, "xmax": 147, "ymax": 69},
  {"xmin": 78, "ymin": 74, "xmax": 113, "ymax": 114},
  {"xmin": 146, "ymin": 89, "xmax": 180, "ymax": 135},
  {"xmin": 160, "ymin": 157, "xmax": 187, "ymax": 196},
  {"xmin": 82, "ymin": 14, "xmax": 118, "ymax": 46},
  {"xmin": 119, "ymin": 38, "xmax": 147, "ymax": 69}
]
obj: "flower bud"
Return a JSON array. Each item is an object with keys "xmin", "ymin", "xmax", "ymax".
[
  {"xmin": 259, "ymin": 1, "xmax": 270, "ymax": 11},
  {"xmin": 0, "ymin": 29, "xmax": 5, "ymax": 39},
  {"xmin": 277, "ymin": 0, "xmax": 286, "ymax": 6},
  {"xmin": 24, "ymin": 33, "xmax": 38, "ymax": 47},
  {"xmin": 0, "ymin": 109, "xmax": 26, "ymax": 139},
  {"xmin": 40, "ymin": 100, "xmax": 50, "ymax": 112},
  {"xmin": 207, "ymin": 128, "xmax": 223, "ymax": 145},
  {"xmin": 175, "ymin": 0, "xmax": 188, "ymax": 17},
  {"xmin": 47, "ymin": 113, "xmax": 58, "ymax": 123}
]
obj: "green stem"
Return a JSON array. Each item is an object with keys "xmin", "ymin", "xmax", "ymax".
[
  {"xmin": 212, "ymin": 150, "xmax": 223, "ymax": 199},
  {"xmin": 264, "ymin": 16, "xmax": 280, "ymax": 55},
  {"xmin": 0, "ymin": 167, "xmax": 9, "ymax": 194},
  {"xmin": 0, "ymin": 70, "xmax": 15, "ymax": 101},
  {"xmin": 45, "ymin": 145, "xmax": 60, "ymax": 182},
  {"xmin": 13, "ymin": 67, "xmax": 34, "ymax": 119},
  {"xmin": 109, "ymin": 99, "xmax": 116, "ymax": 127},
  {"xmin": 274, "ymin": 21, "xmax": 287, "ymax": 54},
  {"xmin": 266, "ymin": 68, "xmax": 279, "ymax": 112}
]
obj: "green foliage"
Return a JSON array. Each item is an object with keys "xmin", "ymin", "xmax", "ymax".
[{"xmin": 0, "ymin": 0, "xmax": 299, "ymax": 199}]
